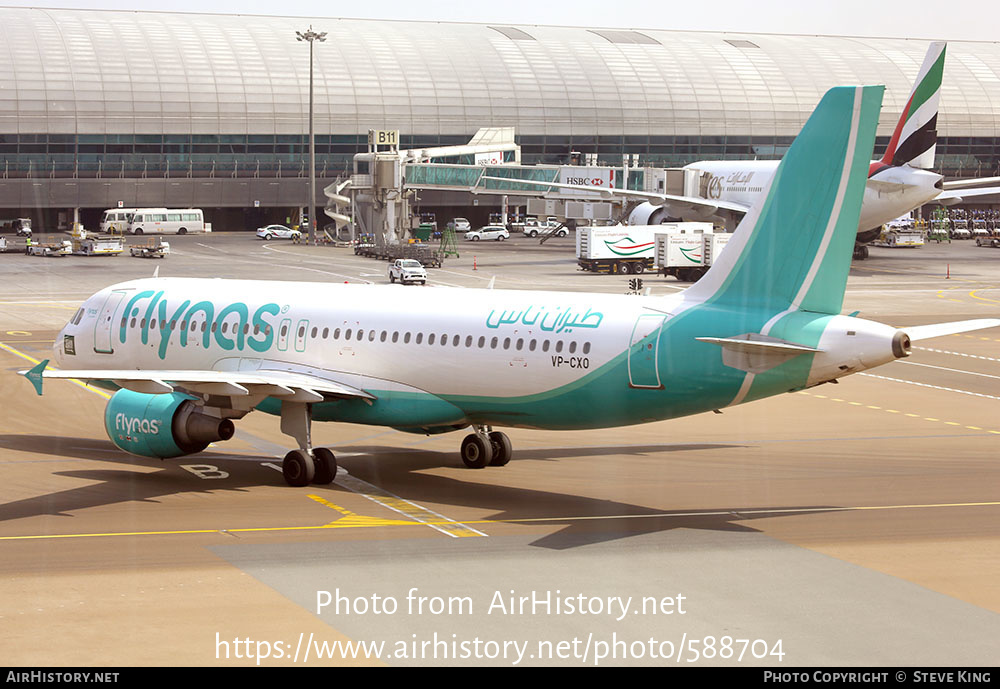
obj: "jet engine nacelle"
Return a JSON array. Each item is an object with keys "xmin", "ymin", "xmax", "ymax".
[
  {"xmin": 104, "ymin": 389, "xmax": 235, "ymax": 458},
  {"xmin": 627, "ymin": 202, "xmax": 676, "ymax": 226}
]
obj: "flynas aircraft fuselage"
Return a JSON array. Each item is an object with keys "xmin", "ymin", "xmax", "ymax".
[
  {"xmin": 24, "ymin": 85, "xmax": 1000, "ymax": 486},
  {"xmin": 51, "ymin": 279, "xmax": 906, "ymax": 433}
]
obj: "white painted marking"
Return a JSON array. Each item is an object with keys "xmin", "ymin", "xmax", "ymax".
[
  {"xmin": 895, "ymin": 359, "xmax": 1000, "ymax": 381},
  {"xmin": 859, "ymin": 373, "xmax": 1000, "ymax": 401},
  {"xmin": 915, "ymin": 347, "xmax": 1000, "ymax": 363},
  {"xmin": 180, "ymin": 464, "xmax": 230, "ymax": 479}
]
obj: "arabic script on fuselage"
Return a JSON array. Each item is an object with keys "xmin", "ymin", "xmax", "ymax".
[{"xmin": 486, "ymin": 305, "xmax": 604, "ymax": 333}]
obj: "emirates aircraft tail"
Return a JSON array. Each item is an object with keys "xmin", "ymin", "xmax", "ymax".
[{"xmin": 872, "ymin": 42, "xmax": 946, "ymax": 173}]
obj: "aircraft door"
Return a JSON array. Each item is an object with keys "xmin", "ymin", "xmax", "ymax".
[
  {"xmin": 93, "ymin": 290, "xmax": 127, "ymax": 354},
  {"xmin": 628, "ymin": 314, "xmax": 664, "ymax": 389}
]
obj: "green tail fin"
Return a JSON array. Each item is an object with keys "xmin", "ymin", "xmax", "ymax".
[{"xmin": 684, "ymin": 85, "xmax": 884, "ymax": 316}]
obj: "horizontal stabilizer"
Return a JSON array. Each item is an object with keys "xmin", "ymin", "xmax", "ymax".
[
  {"xmin": 697, "ymin": 334, "xmax": 821, "ymax": 374},
  {"xmin": 19, "ymin": 359, "xmax": 49, "ymax": 396},
  {"xmin": 904, "ymin": 319, "xmax": 1000, "ymax": 342}
]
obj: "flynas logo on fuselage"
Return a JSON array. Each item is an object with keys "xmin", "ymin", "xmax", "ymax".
[
  {"xmin": 118, "ymin": 290, "xmax": 282, "ymax": 360},
  {"xmin": 486, "ymin": 305, "xmax": 604, "ymax": 333},
  {"xmin": 604, "ymin": 237, "xmax": 655, "ymax": 257},
  {"xmin": 116, "ymin": 413, "xmax": 160, "ymax": 436}
]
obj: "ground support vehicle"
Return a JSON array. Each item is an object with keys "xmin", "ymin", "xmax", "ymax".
[
  {"xmin": 355, "ymin": 240, "xmax": 443, "ymax": 267},
  {"xmin": 388, "ymin": 259, "xmax": 428, "ymax": 285},
  {"xmin": 71, "ymin": 229, "xmax": 125, "ymax": 256},
  {"xmin": 130, "ymin": 238, "xmax": 170, "ymax": 258},
  {"xmin": 975, "ymin": 234, "xmax": 1000, "ymax": 248},
  {"xmin": 388, "ymin": 243, "xmax": 443, "ymax": 267},
  {"xmin": 26, "ymin": 240, "xmax": 72, "ymax": 257},
  {"xmin": 577, "ymin": 226, "xmax": 661, "ymax": 274},
  {"xmin": 8, "ymin": 218, "xmax": 33, "ymax": 236},
  {"xmin": 873, "ymin": 228, "xmax": 924, "ymax": 248},
  {"xmin": 655, "ymin": 225, "xmax": 731, "ymax": 281}
]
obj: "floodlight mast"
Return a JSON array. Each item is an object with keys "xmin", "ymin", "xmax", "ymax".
[{"xmin": 296, "ymin": 26, "xmax": 327, "ymax": 245}]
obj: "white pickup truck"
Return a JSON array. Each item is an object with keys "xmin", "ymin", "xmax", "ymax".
[{"xmin": 388, "ymin": 258, "xmax": 427, "ymax": 285}]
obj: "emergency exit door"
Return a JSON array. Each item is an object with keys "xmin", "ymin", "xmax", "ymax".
[{"xmin": 627, "ymin": 314, "xmax": 664, "ymax": 388}]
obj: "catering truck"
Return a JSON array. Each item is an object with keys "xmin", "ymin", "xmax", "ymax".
[
  {"xmin": 576, "ymin": 223, "xmax": 716, "ymax": 275},
  {"xmin": 576, "ymin": 226, "xmax": 660, "ymax": 274},
  {"xmin": 655, "ymin": 226, "xmax": 730, "ymax": 282}
]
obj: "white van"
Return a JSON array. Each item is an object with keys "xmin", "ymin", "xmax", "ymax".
[
  {"xmin": 100, "ymin": 209, "xmax": 138, "ymax": 234},
  {"xmin": 126, "ymin": 209, "xmax": 205, "ymax": 235}
]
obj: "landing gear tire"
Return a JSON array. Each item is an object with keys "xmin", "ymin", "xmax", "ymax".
[
  {"xmin": 488, "ymin": 431, "xmax": 512, "ymax": 467},
  {"xmin": 460, "ymin": 433, "xmax": 493, "ymax": 469},
  {"xmin": 311, "ymin": 447, "xmax": 338, "ymax": 485},
  {"xmin": 282, "ymin": 449, "xmax": 316, "ymax": 487},
  {"xmin": 853, "ymin": 244, "xmax": 869, "ymax": 260}
]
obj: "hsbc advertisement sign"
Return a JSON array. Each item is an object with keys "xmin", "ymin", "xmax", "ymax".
[
  {"xmin": 475, "ymin": 151, "xmax": 504, "ymax": 166},
  {"xmin": 557, "ymin": 167, "xmax": 617, "ymax": 198}
]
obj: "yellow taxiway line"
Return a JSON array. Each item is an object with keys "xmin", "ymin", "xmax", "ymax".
[{"xmin": 2, "ymin": 500, "xmax": 999, "ymax": 542}]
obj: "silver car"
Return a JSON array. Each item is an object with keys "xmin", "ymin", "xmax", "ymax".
[{"xmin": 256, "ymin": 224, "xmax": 301, "ymax": 240}]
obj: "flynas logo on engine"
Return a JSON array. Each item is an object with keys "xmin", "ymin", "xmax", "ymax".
[
  {"xmin": 116, "ymin": 413, "xmax": 160, "ymax": 436},
  {"xmin": 118, "ymin": 291, "xmax": 282, "ymax": 360}
]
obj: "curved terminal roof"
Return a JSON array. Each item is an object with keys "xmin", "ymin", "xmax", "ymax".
[{"xmin": 0, "ymin": 6, "xmax": 998, "ymax": 140}]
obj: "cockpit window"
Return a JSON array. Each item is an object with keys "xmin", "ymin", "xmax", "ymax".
[{"xmin": 70, "ymin": 308, "xmax": 84, "ymax": 326}]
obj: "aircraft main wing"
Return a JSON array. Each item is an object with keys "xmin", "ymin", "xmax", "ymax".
[
  {"xmin": 935, "ymin": 187, "xmax": 1000, "ymax": 202},
  {"xmin": 478, "ymin": 176, "xmax": 750, "ymax": 215},
  {"xmin": 941, "ymin": 176, "xmax": 1000, "ymax": 190},
  {"xmin": 23, "ymin": 363, "xmax": 376, "ymax": 403}
]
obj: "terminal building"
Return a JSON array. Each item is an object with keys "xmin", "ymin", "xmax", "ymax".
[{"xmin": 1, "ymin": 6, "xmax": 999, "ymax": 231}]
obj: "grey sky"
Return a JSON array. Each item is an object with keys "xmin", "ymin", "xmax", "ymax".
[{"xmin": 0, "ymin": 0, "xmax": 995, "ymax": 42}]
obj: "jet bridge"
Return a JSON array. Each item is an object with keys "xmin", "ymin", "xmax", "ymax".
[{"xmin": 328, "ymin": 127, "xmax": 522, "ymax": 245}]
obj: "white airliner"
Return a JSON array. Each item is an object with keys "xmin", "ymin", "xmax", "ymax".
[
  {"xmin": 23, "ymin": 86, "xmax": 1000, "ymax": 487},
  {"xmin": 490, "ymin": 43, "xmax": 1000, "ymax": 259}
]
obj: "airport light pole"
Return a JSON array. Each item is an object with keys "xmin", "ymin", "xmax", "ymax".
[{"xmin": 296, "ymin": 25, "xmax": 327, "ymax": 245}]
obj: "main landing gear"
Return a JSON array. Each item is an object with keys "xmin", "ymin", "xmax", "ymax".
[
  {"xmin": 460, "ymin": 425, "xmax": 512, "ymax": 469},
  {"xmin": 279, "ymin": 401, "xmax": 338, "ymax": 487},
  {"xmin": 282, "ymin": 447, "xmax": 338, "ymax": 487},
  {"xmin": 277, "ymin": 403, "xmax": 513, "ymax": 486}
]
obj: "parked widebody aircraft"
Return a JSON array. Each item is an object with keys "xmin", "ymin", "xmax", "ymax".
[
  {"xmin": 23, "ymin": 86, "xmax": 999, "ymax": 487},
  {"xmin": 491, "ymin": 43, "xmax": 999, "ymax": 259}
]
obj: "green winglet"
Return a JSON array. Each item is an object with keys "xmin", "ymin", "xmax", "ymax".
[
  {"xmin": 23, "ymin": 359, "xmax": 48, "ymax": 396},
  {"xmin": 848, "ymin": 310, "xmax": 860, "ymax": 317}
]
